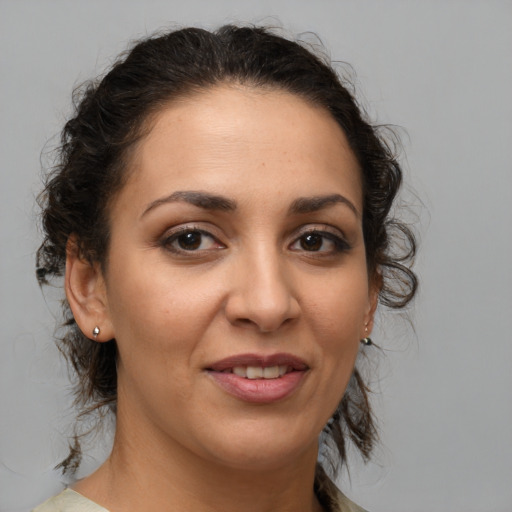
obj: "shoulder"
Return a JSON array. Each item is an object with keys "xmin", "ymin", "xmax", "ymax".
[
  {"xmin": 333, "ymin": 490, "xmax": 369, "ymax": 512},
  {"xmin": 32, "ymin": 489, "xmax": 109, "ymax": 512},
  {"xmin": 315, "ymin": 464, "xmax": 369, "ymax": 512}
]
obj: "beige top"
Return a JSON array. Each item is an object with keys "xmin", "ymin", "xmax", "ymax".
[
  {"xmin": 33, "ymin": 487, "xmax": 367, "ymax": 512},
  {"xmin": 33, "ymin": 467, "xmax": 368, "ymax": 512},
  {"xmin": 33, "ymin": 489, "xmax": 108, "ymax": 512}
]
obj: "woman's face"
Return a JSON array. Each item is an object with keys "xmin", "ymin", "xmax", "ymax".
[{"xmin": 99, "ymin": 85, "xmax": 377, "ymax": 471}]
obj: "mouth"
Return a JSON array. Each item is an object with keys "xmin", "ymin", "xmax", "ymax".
[
  {"xmin": 206, "ymin": 353, "xmax": 308, "ymax": 377},
  {"xmin": 205, "ymin": 353, "xmax": 309, "ymax": 403}
]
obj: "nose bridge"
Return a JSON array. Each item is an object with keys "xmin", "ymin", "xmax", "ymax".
[{"xmin": 227, "ymin": 240, "xmax": 298, "ymax": 332}]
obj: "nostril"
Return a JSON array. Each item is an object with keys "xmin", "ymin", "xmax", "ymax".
[
  {"xmin": 233, "ymin": 315, "xmax": 297, "ymax": 334},
  {"xmin": 235, "ymin": 318, "xmax": 257, "ymax": 328},
  {"xmin": 223, "ymin": 266, "xmax": 300, "ymax": 333}
]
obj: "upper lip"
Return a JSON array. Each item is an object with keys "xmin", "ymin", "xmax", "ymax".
[{"xmin": 206, "ymin": 353, "xmax": 308, "ymax": 372}]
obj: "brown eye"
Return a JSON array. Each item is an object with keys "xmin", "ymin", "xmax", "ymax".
[
  {"xmin": 289, "ymin": 229, "xmax": 351, "ymax": 255},
  {"xmin": 162, "ymin": 228, "xmax": 224, "ymax": 254},
  {"xmin": 300, "ymin": 234, "xmax": 323, "ymax": 251},
  {"xmin": 176, "ymin": 231, "xmax": 203, "ymax": 250}
]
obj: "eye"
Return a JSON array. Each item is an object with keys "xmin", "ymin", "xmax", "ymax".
[
  {"xmin": 299, "ymin": 233, "xmax": 325, "ymax": 251},
  {"xmin": 289, "ymin": 229, "xmax": 350, "ymax": 254},
  {"xmin": 162, "ymin": 228, "xmax": 224, "ymax": 253}
]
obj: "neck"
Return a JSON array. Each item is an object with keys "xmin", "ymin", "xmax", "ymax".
[{"xmin": 74, "ymin": 413, "xmax": 324, "ymax": 512}]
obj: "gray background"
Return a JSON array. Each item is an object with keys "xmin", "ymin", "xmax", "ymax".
[{"xmin": 1, "ymin": 1, "xmax": 511, "ymax": 511}]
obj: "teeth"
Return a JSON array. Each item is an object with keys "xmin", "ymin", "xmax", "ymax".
[
  {"xmin": 263, "ymin": 366, "xmax": 279, "ymax": 379},
  {"xmin": 233, "ymin": 366, "xmax": 246, "ymax": 377},
  {"xmin": 232, "ymin": 365, "xmax": 289, "ymax": 379},
  {"xmin": 246, "ymin": 366, "xmax": 263, "ymax": 379}
]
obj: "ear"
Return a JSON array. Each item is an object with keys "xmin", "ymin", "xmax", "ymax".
[
  {"xmin": 362, "ymin": 272, "xmax": 381, "ymax": 337},
  {"xmin": 65, "ymin": 237, "xmax": 114, "ymax": 342}
]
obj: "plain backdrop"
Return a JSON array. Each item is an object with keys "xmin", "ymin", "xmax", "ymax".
[{"xmin": 1, "ymin": 1, "xmax": 511, "ymax": 511}]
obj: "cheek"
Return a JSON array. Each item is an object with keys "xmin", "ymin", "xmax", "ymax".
[
  {"xmin": 304, "ymin": 272, "xmax": 369, "ymax": 394},
  {"xmin": 105, "ymin": 259, "xmax": 222, "ymax": 371},
  {"xmin": 108, "ymin": 254, "xmax": 190, "ymax": 327},
  {"xmin": 307, "ymin": 274, "xmax": 369, "ymax": 341},
  {"xmin": 107, "ymin": 273, "xmax": 205, "ymax": 412}
]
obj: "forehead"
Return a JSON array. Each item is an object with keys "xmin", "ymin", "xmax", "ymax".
[{"xmin": 119, "ymin": 85, "xmax": 363, "ymax": 212}]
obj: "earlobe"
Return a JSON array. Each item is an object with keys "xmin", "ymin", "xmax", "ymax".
[
  {"xmin": 365, "ymin": 290, "xmax": 379, "ymax": 334},
  {"xmin": 362, "ymin": 275, "xmax": 381, "ymax": 337},
  {"xmin": 65, "ymin": 237, "xmax": 114, "ymax": 342}
]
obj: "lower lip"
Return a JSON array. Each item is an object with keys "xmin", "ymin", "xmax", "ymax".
[{"xmin": 207, "ymin": 371, "xmax": 306, "ymax": 403}]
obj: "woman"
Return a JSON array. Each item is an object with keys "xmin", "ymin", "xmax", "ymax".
[{"xmin": 34, "ymin": 25, "xmax": 416, "ymax": 512}]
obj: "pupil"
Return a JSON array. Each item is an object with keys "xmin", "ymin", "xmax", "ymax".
[
  {"xmin": 178, "ymin": 231, "xmax": 201, "ymax": 250},
  {"xmin": 301, "ymin": 234, "xmax": 322, "ymax": 251}
]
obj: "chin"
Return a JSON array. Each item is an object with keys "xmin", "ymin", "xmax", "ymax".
[{"xmin": 199, "ymin": 422, "xmax": 319, "ymax": 472}]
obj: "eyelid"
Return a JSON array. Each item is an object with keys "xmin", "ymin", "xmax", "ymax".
[
  {"xmin": 160, "ymin": 224, "xmax": 226, "ymax": 254},
  {"xmin": 288, "ymin": 224, "xmax": 351, "ymax": 253},
  {"xmin": 157, "ymin": 222, "xmax": 351, "ymax": 257},
  {"xmin": 294, "ymin": 223, "xmax": 346, "ymax": 239}
]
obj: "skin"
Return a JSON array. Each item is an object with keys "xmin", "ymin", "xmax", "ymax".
[{"xmin": 66, "ymin": 85, "xmax": 378, "ymax": 512}]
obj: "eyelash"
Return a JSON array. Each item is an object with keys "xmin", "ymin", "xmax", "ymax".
[
  {"xmin": 160, "ymin": 226, "xmax": 224, "ymax": 255},
  {"xmin": 159, "ymin": 226, "xmax": 351, "ymax": 257},
  {"xmin": 289, "ymin": 229, "xmax": 351, "ymax": 255}
]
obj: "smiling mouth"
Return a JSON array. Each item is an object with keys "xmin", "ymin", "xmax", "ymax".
[{"xmin": 205, "ymin": 354, "xmax": 308, "ymax": 403}]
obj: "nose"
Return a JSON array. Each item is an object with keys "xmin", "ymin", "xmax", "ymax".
[{"xmin": 224, "ymin": 249, "xmax": 300, "ymax": 333}]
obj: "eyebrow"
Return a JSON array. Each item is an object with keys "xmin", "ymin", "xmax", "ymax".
[
  {"xmin": 141, "ymin": 190, "xmax": 237, "ymax": 218},
  {"xmin": 141, "ymin": 190, "xmax": 359, "ymax": 219},
  {"xmin": 289, "ymin": 194, "xmax": 359, "ymax": 217}
]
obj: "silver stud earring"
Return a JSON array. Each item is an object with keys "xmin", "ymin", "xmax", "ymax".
[
  {"xmin": 92, "ymin": 326, "xmax": 100, "ymax": 339},
  {"xmin": 361, "ymin": 323, "xmax": 372, "ymax": 345}
]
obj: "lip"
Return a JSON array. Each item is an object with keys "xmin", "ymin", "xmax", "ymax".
[
  {"xmin": 205, "ymin": 352, "xmax": 309, "ymax": 404},
  {"xmin": 207, "ymin": 352, "xmax": 308, "ymax": 372}
]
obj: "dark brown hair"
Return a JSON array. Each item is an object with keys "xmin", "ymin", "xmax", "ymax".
[{"xmin": 36, "ymin": 24, "xmax": 417, "ymax": 474}]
